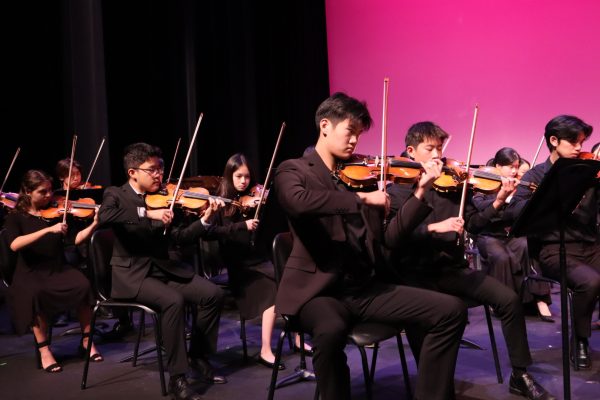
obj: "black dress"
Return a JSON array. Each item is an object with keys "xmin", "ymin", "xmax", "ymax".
[
  {"xmin": 4, "ymin": 212, "xmax": 95, "ymax": 334},
  {"xmin": 211, "ymin": 209, "xmax": 276, "ymax": 320}
]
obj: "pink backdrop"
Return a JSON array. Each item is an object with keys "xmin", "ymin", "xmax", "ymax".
[{"xmin": 325, "ymin": 0, "xmax": 600, "ymax": 164}]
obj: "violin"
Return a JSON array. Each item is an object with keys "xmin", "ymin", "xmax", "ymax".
[
  {"xmin": 432, "ymin": 161, "xmax": 538, "ymax": 194},
  {"xmin": 0, "ymin": 191, "xmax": 19, "ymax": 209},
  {"xmin": 40, "ymin": 196, "xmax": 99, "ymax": 220},
  {"xmin": 145, "ymin": 183, "xmax": 241, "ymax": 214},
  {"xmin": 238, "ymin": 184, "xmax": 268, "ymax": 211},
  {"xmin": 77, "ymin": 182, "xmax": 103, "ymax": 190}
]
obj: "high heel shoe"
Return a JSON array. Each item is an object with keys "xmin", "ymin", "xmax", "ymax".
[
  {"xmin": 537, "ymin": 310, "xmax": 555, "ymax": 323},
  {"xmin": 36, "ymin": 341, "xmax": 63, "ymax": 373},
  {"xmin": 79, "ymin": 332, "xmax": 104, "ymax": 362}
]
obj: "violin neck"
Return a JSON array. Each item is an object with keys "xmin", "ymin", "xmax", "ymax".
[
  {"xmin": 471, "ymin": 170, "xmax": 534, "ymax": 188},
  {"xmin": 182, "ymin": 190, "xmax": 232, "ymax": 203}
]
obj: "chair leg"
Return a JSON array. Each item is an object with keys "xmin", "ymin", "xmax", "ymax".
[
  {"xmin": 133, "ymin": 310, "xmax": 146, "ymax": 367},
  {"xmin": 396, "ymin": 334, "xmax": 412, "ymax": 399},
  {"xmin": 484, "ymin": 305, "xmax": 503, "ymax": 384},
  {"xmin": 152, "ymin": 314, "xmax": 167, "ymax": 396},
  {"xmin": 568, "ymin": 291, "xmax": 578, "ymax": 371},
  {"xmin": 267, "ymin": 327, "xmax": 288, "ymax": 400},
  {"xmin": 369, "ymin": 343, "xmax": 379, "ymax": 383},
  {"xmin": 357, "ymin": 345, "xmax": 372, "ymax": 400},
  {"xmin": 81, "ymin": 303, "xmax": 99, "ymax": 390},
  {"xmin": 240, "ymin": 316, "xmax": 248, "ymax": 362}
]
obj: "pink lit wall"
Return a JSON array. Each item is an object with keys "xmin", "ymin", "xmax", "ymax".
[{"xmin": 325, "ymin": 0, "xmax": 600, "ymax": 164}]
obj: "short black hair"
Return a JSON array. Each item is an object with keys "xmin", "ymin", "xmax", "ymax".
[
  {"xmin": 315, "ymin": 92, "xmax": 372, "ymax": 132},
  {"xmin": 405, "ymin": 121, "xmax": 449, "ymax": 149},
  {"xmin": 123, "ymin": 143, "xmax": 162, "ymax": 174},
  {"xmin": 544, "ymin": 115, "xmax": 592, "ymax": 151},
  {"xmin": 492, "ymin": 147, "xmax": 520, "ymax": 167}
]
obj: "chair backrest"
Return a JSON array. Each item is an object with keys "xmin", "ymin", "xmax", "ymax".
[
  {"xmin": 88, "ymin": 228, "xmax": 115, "ymax": 300},
  {"xmin": 0, "ymin": 229, "xmax": 16, "ymax": 287},
  {"xmin": 271, "ymin": 232, "xmax": 293, "ymax": 286}
]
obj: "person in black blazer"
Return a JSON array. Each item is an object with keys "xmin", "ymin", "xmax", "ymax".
[
  {"xmin": 98, "ymin": 143, "xmax": 226, "ymax": 400},
  {"xmin": 274, "ymin": 93, "xmax": 468, "ymax": 400},
  {"xmin": 386, "ymin": 122, "xmax": 555, "ymax": 400}
]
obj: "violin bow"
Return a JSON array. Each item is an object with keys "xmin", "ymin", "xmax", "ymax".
[
  {"xmin": 457, "ymin": 105, "xmax": 479, "ymax": 223},
  {"xmin": 166, "ymin": 137, "xmax": 182, "ymax": 184},
  {"xmin": 63, "ymin": 135, "xmax": 78, "ymax": 224},
  {"xmin": 253, "ymin": 122, "xmax": 286, "ymax": 220},
  {"xmin": 165, "ymin": 113, "xmax": 204, "ymax": 234},
  {"xmin": 249, "ymin": 121, "xmax": 286, "ymax": 247},
  {"xmin": 379, "ymin": 77, "xmax": 390, "ymax": 192},
  {"xmin": 530, "ymin": 135, "xmax": 545, "ymax": 167},
  {"xmin": 83, "ymin": 137, "xmax": 106, "ymax": 188},
  {"xmin": 0, "ymin": 147, "xmax": 21, "ymax": 194},
  {"xmin": 442, "ymin": 135, "xmax": 452, "ymax": 154}
]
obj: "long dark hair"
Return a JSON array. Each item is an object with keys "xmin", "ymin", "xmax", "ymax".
[
  {"xmin": 492, "ymin": 147, "xmax": 520, "ymax": 167},
  {"xmin": 14, "ymin": 170, "xmax": 53, "ymax": 213},
  {"xmin": 217, "ymin": 153, "xmax": 256, "ymax": 217}
]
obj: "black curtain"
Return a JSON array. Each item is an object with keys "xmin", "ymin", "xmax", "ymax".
[
  {"xmin": 101, "ymin": 0, "xmax": 329, "ymax": 184},
  {"xmin": 2, "ymin": 0, "xmax": 329, "ymax": 189}
]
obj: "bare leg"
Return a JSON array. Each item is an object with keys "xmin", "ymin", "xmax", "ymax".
[
  {"xmin": 295, "ymin": 333, "xmax": 312, "ymax": 352},
  {"xmin": 77, "ymin": 304, "xmax": 102, "ymax": 360},
  {"xmin": 260, "ymin": 305, "xmax": 277, "ymax": 362},
  {"xmin": 32, "ymin": 315, "xmax": 61, "ymax": 372}
]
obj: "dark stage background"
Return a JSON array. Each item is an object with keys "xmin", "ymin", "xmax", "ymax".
[{"xmin": 1, "ymin": 0, "xmax": 329, "ymax": 191}]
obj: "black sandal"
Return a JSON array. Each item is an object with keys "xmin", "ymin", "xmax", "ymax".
[
  {"xmin": 36, "ymin": 340, "xmax": 63, "ymax": 373},
  {"xmin": 79, "ymin": 332, "xmax": 104, "ymax": 362}
]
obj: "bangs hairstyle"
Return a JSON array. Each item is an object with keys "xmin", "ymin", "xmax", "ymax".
[
  {"xmin": 492, "ymin": 147, "xmax": 520, "ymax": 167},
  {"xmin": 405, "ymin": 121, "xmax": 449, "ymax": 149},
  {"xmin": 14, "ymin": 170, "xmax": 53, "ymax": 213},
  {"xmin": 544, "ymin": 115, "xmax": 593, "ymax": 151},
  {"xmin": 123, "ymin": 143, "xmax": 162, "ymax": 175},
  {"xmin": 55, "ymin": 158, "xmax": 82, "ymax": 180},
  {"xmin": 315, "ymin": 92, "xmax": 373, "ymax": 132},
  {"xmin": 217, "ymin": 153, "xmax": 255, "ymax": 217}
]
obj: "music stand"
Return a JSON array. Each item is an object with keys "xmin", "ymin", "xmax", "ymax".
[{"xmin": 512, "ymin": 157, "xmax": 600, "ymax": 400}]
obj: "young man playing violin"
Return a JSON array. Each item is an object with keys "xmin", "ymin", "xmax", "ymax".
[
  {"xmin": 275, "ymin": 92, "xmax": 469, "ymax": 400},
  {"xmin": 385, "ymin": 122, "xmax": 554, "ymax": 400},
  {"xmin": 506, "ymin": 115, "xmax": 600, "ymax": 370},
  {"xmin": 98, "ymin": 143, "xmax": 226, "ymax": 400}
]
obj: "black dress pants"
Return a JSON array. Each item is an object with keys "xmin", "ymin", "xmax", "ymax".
[
  {"xmin": 431, "ymin": 267, "xmax": 533, "ymax": 369},
  {"xmin": 539, "ymin": 241, "xmax": 600, "ymax": 338},
  {"xmin": 297, "ymin": 281, "xmax": 467, "ymax": 400},
  {"xmin": 135, "ymin": 274, "xmax": 224, "ymax": 376}
]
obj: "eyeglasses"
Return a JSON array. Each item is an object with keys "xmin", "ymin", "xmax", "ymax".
[{"xmin": 134, "ymin": 167, "xmax": 164, "ymax": 176}]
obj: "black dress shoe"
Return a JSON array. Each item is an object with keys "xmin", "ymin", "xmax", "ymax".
[
  {"xmin": 570, "ymin": 337, "xmax": 592, "ymax": 369},
  {"xmin": 257, "ymin": 356, "xmax": 286, "ymax": 370},
  {"xmin": 293, "ymin": 344, "xmax": 314, "ymax": 357},
  {"xmin": 509, "ymin": 372, "xmax": 556, "ymax": 400},
  {"xmin": 169, "ymin": 375, "xmax": 203, "ymax": 400},
  {"xmin": 189, "ymin": 357, "xmax": 228, "ymax": 384}
]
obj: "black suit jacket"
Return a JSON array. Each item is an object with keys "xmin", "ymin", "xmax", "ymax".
[
  {"xmin": 274, "ymin": 151, "xmax": 432, "ymax": 316},
  {"xmin": 98, "ymin": 183, "xmax": 210, "ymax": 299}
]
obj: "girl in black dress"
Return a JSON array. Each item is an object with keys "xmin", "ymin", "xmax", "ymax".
[
  {"xmin": 212, "ymin": 154, "xmax": 310, "ymax": 369},
  {"xmin": 473, "ymin": 148, "xmax": 553, "ymax": 321},
  {"xmin": 4, "ymin": 170, "xmax": 102, "ymax": 372}
]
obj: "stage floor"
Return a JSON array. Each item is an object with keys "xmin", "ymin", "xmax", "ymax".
[{"xmin": 1, "ymin": 289, "xmax": 599, "ymax": 399}]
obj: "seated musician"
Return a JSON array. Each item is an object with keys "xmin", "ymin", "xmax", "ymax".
[
  {"xmin": 506, "ymin": 115, "xmax": 600, "ymax": 370},
  {"xmin": 275, "ymin": 92, "xmax": 469, "ymax": 400},
  {"xmin": 473, "ymin": 147, "xmax": 553, "ymax": 322},
  {"xmin": 98, "ymin": 143, "xmax": 226, "ymax": 400},
  {"xmin": 385, "ymin": 122, "xmax": 554, "ymax": 400},
  {"xmin": 4, "ymin": 170, "xmax": 102, "ymax": 373}
]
